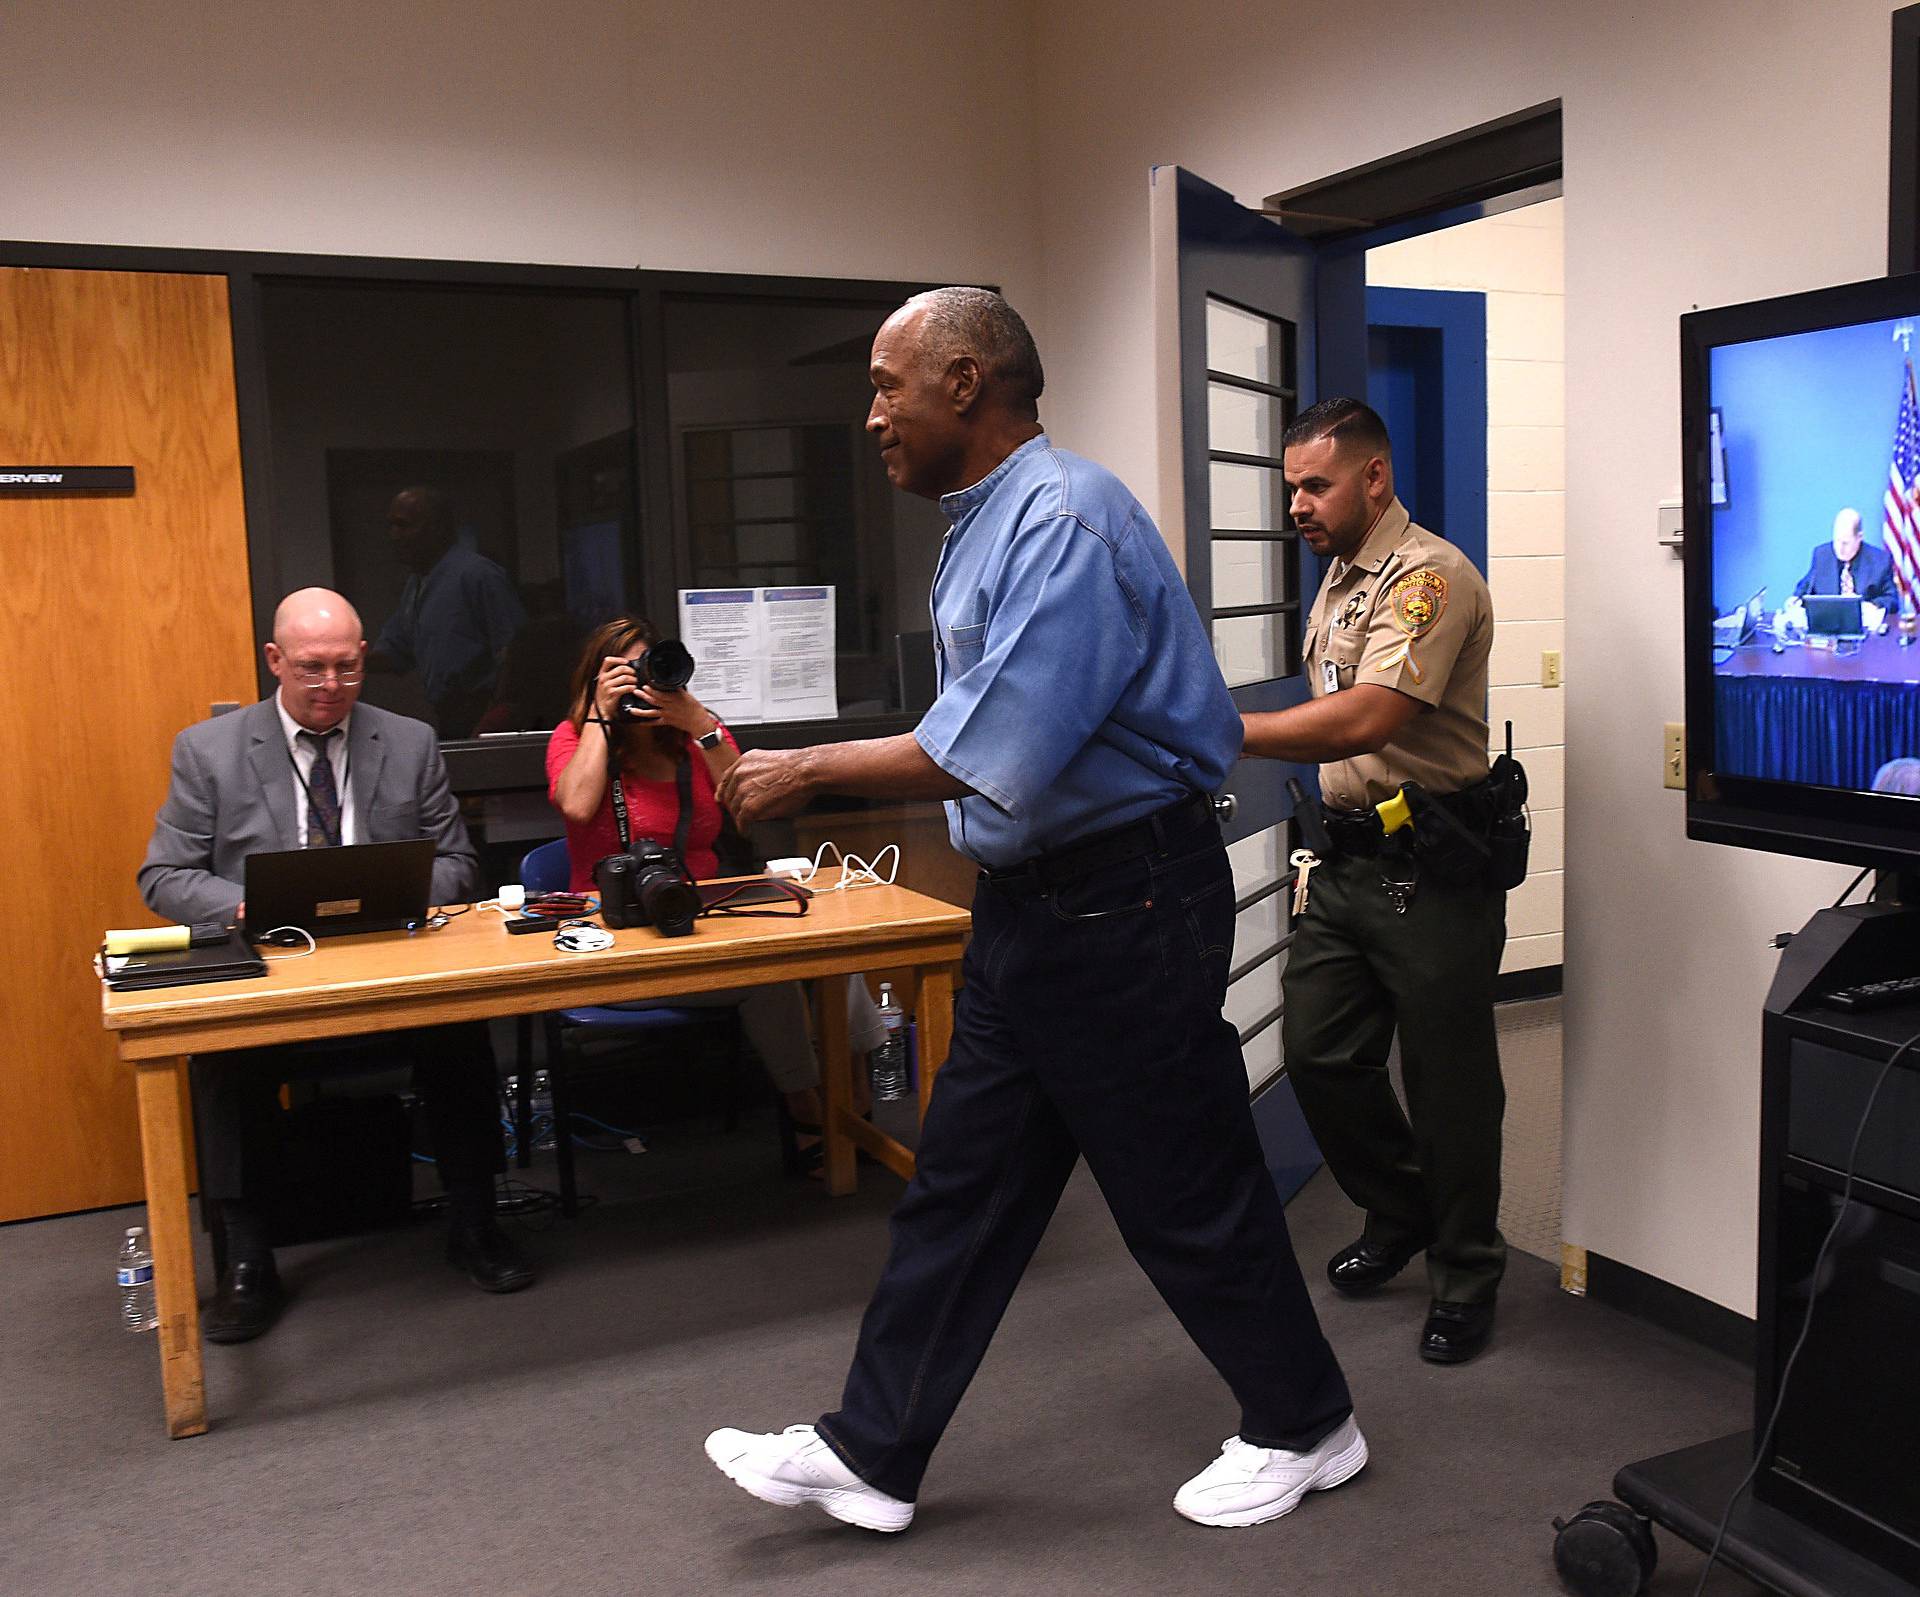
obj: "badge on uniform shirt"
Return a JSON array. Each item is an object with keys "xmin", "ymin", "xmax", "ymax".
[
  {"xmin": 1377, "ymin": 569, "xmax": 1448, "ymax": 686},
  {"xmin": 1388, "ymin": 569, "xmax": 1448, "ymax": 635}
]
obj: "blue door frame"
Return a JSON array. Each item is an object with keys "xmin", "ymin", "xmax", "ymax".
[{"xmin": 1365, "ymin": 285, "xmax": 1489, "ymax": 575}]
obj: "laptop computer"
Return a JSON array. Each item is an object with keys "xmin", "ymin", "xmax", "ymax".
[
  {"xmin": 1802, "ymin": 593, "xmax": 1866, "ymax": 639},
  {"xmin": 243, "ymin": 839, "xmax": 438, "ymax": 940}
]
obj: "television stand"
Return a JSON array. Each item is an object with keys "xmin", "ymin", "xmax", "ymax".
[
  {"xmin": 1555, "ymin": 901, "xmax": 1920, "ymax": 1597},
  {"xmin": 1602, "ymin": 1432, "xmax": 1920, "ymax": 1597}
]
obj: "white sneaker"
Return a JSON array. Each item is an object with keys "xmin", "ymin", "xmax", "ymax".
[
  {"xmin": 704, "ymin": 1424, "xmax": 915, "ymax": 1533},
  {"xmin": 1173, "ymin": 1415, "xmax": 1369, "ymax": 1527}
]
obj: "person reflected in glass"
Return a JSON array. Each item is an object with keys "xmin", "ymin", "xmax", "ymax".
[
  {"xmin": 470, "ymin": 580, "xmax": 592, "ymax": 737},
  {"xmin": 544, "ymin": 617, "xmax": 879, "ymax": 1168},
  {"xmin": 367, "ymin": 485, "xmax": 527, "ymax": 738}
]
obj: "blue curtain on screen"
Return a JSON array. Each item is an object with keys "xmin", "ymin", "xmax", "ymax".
[{"xmin": 1717, "ymin": 678, "xmax": 1920, "ymax": 788}]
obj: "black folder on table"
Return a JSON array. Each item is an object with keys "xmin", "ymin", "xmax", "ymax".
[{"xmin": 103, "ymin": 931, "xmax": 267, "ymax": 991}]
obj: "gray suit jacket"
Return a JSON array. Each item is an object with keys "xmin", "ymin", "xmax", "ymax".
[{"xmin": 139, "ymin": 698, "xmax": 478, "ymax": 926}]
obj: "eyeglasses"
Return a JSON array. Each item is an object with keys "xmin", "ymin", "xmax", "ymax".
[{"xmin": 289, "ymin": 663, "xmax": 366, "ymax": 687}]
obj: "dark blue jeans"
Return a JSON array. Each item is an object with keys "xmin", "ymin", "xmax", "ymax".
[{"xmin": 817, "ymin": 818, "xmax": 1353, "ymax": 1501}]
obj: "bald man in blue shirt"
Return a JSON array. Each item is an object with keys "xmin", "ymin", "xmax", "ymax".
[{"xmin": 704, "ymin": 289, "xmax": 1359, "ymax": 1534}]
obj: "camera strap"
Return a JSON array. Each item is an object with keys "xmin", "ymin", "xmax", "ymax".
[{"xmin": 604, "ymin": 730, "xmax": 694, "ymax": 859}]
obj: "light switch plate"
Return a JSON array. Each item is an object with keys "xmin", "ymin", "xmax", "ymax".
[
  {"xmin": 1541, "ymin": 649, "xmax": 1562, "ymax": 688},
  {"xmin": 1664, "ymin": 722, "xmax": 1686, "ymax": 789}
]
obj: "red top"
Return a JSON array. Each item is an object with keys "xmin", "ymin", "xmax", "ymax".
[{"xmin": 544, "ymin": 719, "xmax": 739, "ymax": 891}]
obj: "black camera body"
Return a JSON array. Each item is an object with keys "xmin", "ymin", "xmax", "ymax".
[
  {"xmin": 617, "ymin": 637, "xmax": 696, "ymax": 719},
  {"xmin": 593, "ymin": 837, "xmax": 701, "ymax": 936}
]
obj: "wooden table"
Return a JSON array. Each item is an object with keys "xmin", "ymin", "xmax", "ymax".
[{"xmin": 100, "ymin": 879, "xmax": 971, "ymax": 1439}]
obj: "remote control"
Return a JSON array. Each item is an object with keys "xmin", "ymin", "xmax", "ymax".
[{"xmin": 1821, "ymin": 973, "xmax": 1920, "ymax": 1011}]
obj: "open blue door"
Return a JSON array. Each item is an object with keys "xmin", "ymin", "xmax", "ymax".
[{"xmin": 1151, "ymin": 165, "xmax": 1368, "ymax": 1200}]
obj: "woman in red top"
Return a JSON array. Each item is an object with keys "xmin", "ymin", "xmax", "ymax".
[
  {"xmin": 546, "ymin": 617, "xmax": 875, "ymax": 1157},
  {"xmin": 546, "ymin": 619, "xmax": 739, "ymax": 889}
]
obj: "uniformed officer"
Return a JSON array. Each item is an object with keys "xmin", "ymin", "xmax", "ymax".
[
  {"xmin": 700, "ymin": 288, "xmax": 1361, "ymax": 1534},
  {"xmin": 1242, "ymin": 397, "xmax": 1508, "ymax": 1365}
]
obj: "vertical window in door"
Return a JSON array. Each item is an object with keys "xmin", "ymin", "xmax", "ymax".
[
  {"xmin": 1204, "ymin": 297, "xmax": 1299, "ymax": 688},
  {"xmin": 1206, "ymin": 297, "xmax": 1301, "ymax": 1092}
]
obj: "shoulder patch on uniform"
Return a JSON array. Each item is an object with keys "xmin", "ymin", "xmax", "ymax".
[{"xmin": 1388, "ymin": 569, "xmax": 1448, "ymax": 636}]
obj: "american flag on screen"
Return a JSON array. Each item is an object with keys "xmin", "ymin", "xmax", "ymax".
[{"xmin": 1883, "ymin": 356, "xmax": 1920, "ymax": 610}]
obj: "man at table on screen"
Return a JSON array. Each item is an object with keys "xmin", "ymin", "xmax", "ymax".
[
  {"xmin": 138, "ymin": 587, "xmax": 533, "ymax": 1344},
  {"xmin": 1787, "ymin": 507, "xmax": 1897, "ymax": 632},
  {"xmin": 700, "ymin": 288, "xmax": 1360, "ymax": 1535}
]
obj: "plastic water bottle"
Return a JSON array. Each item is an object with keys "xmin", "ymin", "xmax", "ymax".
[
  {"xmin": 118, "ymin": 1227, "xmax": 158, "ymax": 1333},
  {"xmin": 870, "ymin": 983, "xmax": 908, "ymax": 1102},
  {"xmin": 531, "ymin": 1069, "xmax": 557, "ymax": 1152}
]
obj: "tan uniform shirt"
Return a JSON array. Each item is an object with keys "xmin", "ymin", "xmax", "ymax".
[{"xmin": 1302, "ymin": 497, "xmax": 1493, "ymax": 808}]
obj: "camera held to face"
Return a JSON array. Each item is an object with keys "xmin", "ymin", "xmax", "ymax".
[
  {"xmin": 617, "ymin": 638, "xmax": 696, "ymax": 719},
  {"xmin": 593, "ymin": 837, "xmax": 702, "ymax": 936}
]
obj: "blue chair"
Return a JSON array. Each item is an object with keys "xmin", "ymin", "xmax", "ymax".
[{"xmin": 516, "ymin": 839, "xmax": 747, "ymax": 1214}]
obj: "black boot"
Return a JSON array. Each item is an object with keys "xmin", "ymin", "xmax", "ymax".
[
  {"xmin": 444, "ymin": 1179, "xmax": 534, "ymax": 1294},
  {"xmin": 206, "ymin": 1256, "xmax": 287, "ymax": 1343},
  {"xmin": 1419, "ymin": 1297, "xmax": 1496, "ymax": 1364}
]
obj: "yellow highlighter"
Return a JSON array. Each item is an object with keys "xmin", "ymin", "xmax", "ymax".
[{"xmin": 104, "ymin": 926, "xmax": 194, "ymax": 956}]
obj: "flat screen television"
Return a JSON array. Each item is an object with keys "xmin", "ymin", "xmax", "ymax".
[{"xmin": 1684, "ymin": 271, "xmax": 1920, "ymax": 873}]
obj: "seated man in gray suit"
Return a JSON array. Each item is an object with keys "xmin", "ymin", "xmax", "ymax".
[{"xmin": 140, "ymin": 587, "xmax": 534, "ymax": 1343}]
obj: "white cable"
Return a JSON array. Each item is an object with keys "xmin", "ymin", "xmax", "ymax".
[
  {"xmin": 258, "ymin": 925, "xmax": 317, "ymax": 959},
  {"xmin": 789, "ymin": 839, "xmax": 900, "ymax": 891}
]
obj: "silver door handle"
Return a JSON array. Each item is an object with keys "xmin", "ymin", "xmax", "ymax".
[{"xmin": 1213, "ymin": 793, "xmax": 1237, "ymax": 824}]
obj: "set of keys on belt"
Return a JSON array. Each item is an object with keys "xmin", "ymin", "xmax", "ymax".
[{"xmin": 1289, "ymin": 848, "xmax": 1320, "ymax": 916}]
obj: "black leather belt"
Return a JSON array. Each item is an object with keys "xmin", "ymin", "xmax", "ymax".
[
  {"xmin": 1322, "ymin": 779, "xmax": 1494, "ymax": 859},
  {"xmin": 983, "ymin": 791, "xmax": 1216, "ymax": 892}
]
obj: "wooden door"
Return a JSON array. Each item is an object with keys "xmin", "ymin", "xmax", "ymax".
[{"xmin": 0, "ymin": 268, "xmax": 257, "ymax": 1221}]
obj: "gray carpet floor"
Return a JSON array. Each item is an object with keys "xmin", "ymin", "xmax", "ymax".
[
  {"xmin": 1497, "ymin": 996, "xmax": 1565, "ymax": 1266},
  {"xmin": 2, "ymin": 1108, "xmax": 1763, "ymax": 1597}
]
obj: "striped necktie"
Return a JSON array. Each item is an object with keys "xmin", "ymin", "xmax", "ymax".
[{"xmin": 298, "ymin": 729, "xmax": 342, "ymax": 848}]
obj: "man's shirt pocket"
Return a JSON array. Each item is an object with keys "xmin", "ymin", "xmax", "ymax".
[{"xmin": 943, "ymin": 620, "xmax": 989, "ymax": 677}]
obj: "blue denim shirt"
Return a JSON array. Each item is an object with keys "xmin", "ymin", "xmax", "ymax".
[{"xmin": 913, "ymin": 435, "xmax": 1242, "ymax": 867}]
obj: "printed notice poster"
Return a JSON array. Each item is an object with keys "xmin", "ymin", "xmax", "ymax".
[
  {"xmin": 677, "ymin": 586, "xmax": 838, "ymax": 725},
  {"xmin": 762, "ymin": 586, "xmax": 837, "ymax": 720},
  {"xmin": 678, "ymin": 588, "xmax": 764, "ymax": 723}
]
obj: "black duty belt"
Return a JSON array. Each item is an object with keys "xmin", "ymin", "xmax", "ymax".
[
  {"xmin": 983, "ymin": 791, "xmax": 1216, "ymax": 893},
  {"xmin": 1322, "ymin": 778, "xmax": 1494, "ymax": 859}
]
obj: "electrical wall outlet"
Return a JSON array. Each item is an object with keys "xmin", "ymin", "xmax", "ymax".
[
  {"xmin": 1664, "ymin": 722, "xmax": 1686, "ymax": 789},
  {"xmin": 1540, "ymin": 649, "xmax": 1563, "ymax": 688},
  {"xmin": 1561, "ymin": 1243, "xmax": 1589, "ymax": 1296}
]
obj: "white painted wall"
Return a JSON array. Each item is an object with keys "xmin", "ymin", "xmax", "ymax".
[
  {"xmin": 1030, "ymin": 0, "xmax": 1889, "ymax": 1314},
  {"xmin": 1368, "ymin": 201, "xmax": 1566, "ymax": 974},
  {"xmin": 4, "ymin": 0, "xmax": 1898, "ymax": 1314},
  {"xmin": 2, "ymin": 0, "xmax": 1043, "ymax": 310}
]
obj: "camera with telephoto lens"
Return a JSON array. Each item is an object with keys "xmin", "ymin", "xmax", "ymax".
[
  {"xmin": 617, "ymin": 638, "xmax": 696, "ymax": 719},
  {"xmin": 593, "ymin": 838, "xmax": 702, "ymax": 936}
]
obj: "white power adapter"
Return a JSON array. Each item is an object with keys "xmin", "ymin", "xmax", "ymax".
[
  {"xmin": 766, "ymin": 857, "xmax": 813, "ymax": 880},
  {"xmin": 497, "ymin": 884, "xmax": 527, "ymax": 911}
]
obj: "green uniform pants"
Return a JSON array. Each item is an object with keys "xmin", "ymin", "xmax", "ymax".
[{"xmin": 1280, "ymin": 847, "xmax": 1508, "ymax": 1303}]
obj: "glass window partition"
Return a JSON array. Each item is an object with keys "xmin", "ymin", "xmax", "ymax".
[
  {"xmin": 661, "ymin": 292, "xmax": 949, "ymax": 722},
  {"xmin": 255, "ymin": 280, "xmax": 639, "ymax": 741}
]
